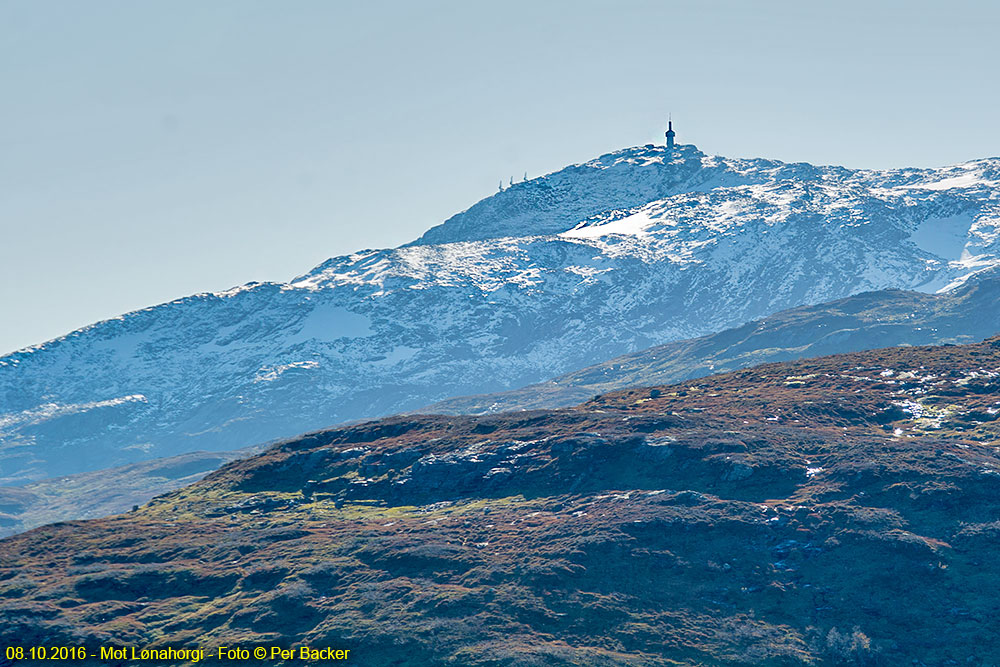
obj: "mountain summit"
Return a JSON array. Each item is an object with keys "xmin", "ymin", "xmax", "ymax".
[{"xmin": 2, "ymin": 144, "xmax": 999, "ymax": 484}]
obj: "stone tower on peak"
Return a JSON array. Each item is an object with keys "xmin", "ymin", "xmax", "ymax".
[{"xmin": 665, "ymin": 120, "xmax": 676, "ymax": 150}]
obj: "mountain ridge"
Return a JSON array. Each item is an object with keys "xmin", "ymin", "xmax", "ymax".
[{"xmin": 3, "ymin": 143, "xmax": 999, "ymax": 486}]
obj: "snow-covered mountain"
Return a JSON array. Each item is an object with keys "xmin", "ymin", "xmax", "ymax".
[{"xmin": 2, "ymin": 143, "xmax": 999, "ymax": 484}]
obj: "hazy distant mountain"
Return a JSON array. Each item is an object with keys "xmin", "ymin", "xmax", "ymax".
[
  {"xmin": 2, "ymin": 143, "xmax": 999, "ymax": 484},
  {"xmin": 0, "ymin": 446, "xmax": 262, "ymax": 538}
]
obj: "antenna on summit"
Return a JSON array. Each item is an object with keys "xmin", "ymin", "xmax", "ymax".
[{"xmin": 665, "ymin": 117, "xmax": 676, "ymax": 151}]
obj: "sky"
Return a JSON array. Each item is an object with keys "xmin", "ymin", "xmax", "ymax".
[{"xmin": 2, "ymin": 0, "xmax": 999, "ymax": 355}]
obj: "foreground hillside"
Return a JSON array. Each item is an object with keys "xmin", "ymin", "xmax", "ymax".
[
  {"xmin": 4, "ymin": 144, "xmax": 1000, "ymax": 486},
  {"xmin": 3, "ymin": 338, "xmax": 1000, "ymax": 665}
]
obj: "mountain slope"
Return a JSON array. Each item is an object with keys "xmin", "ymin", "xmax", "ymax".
[
  {"xmin": 424, "ymin": 268, "xmax": 1000, "ymax": 415},
  {"xmin": 3, "ymin": 270, "xmax": 999, "ymax": 536},
  {"xmin": 3, "ymin": 143, "xmax": 1000, "ymax": 484},
  {"xmin": 4, "ymin": 338, "xmax": 1000, "ymax": 665}
]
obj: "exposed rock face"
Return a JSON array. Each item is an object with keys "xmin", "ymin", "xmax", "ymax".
[
  {"xmin": 3, "ymin": 144, "xmax": 1000, "ymax": 484},
  {"xmin": 3, "ymin": 339, "xmax": 1000, "ymax": 664}
]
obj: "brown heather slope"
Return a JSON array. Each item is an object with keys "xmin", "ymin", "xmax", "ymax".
[{"xmin": 2, "ymin": 338, "xmax": 1000, "ymax": 666}]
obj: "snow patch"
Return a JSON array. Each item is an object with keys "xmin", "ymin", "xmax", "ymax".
[
  {"xmin": 255, "ymin": 361, "xmax": 320, "ymax": 383},
  {"xmin": 0, "ymin": 394, "xmax": 148, "ymax": 431},
  {"xmin": 907, "ymin": 173, "xmax": 996, "ymax": 191},
  {"xmin": 289, "ymin": 306, "xmax": 373, "ymax": 342},
  {"xmin": 371, "ymin": 346, "xmax": 419, "ymax": 366},
  {"xmin": 561, "ymin": 209, "xmax": 656, "ymax": 239},
  {"xmin": 910, "ymin": 213, "xmax": 974, "ymax": 261}
]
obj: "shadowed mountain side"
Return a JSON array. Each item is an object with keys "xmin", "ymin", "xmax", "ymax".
[
  {"xmin": 421, "ymin": 271, "xmax": 1000, "ymax": 416},
  {"xmin": 2, "ymin": 338, "xmax": 1000, "ymax": 664},
  {"xmin": 0, "ymin": 447, "xmax": 264, "ymax": 538}
]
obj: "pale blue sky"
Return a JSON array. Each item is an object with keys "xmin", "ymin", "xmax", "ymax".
[{"xmin": 2, "ymin": 0, "xmax": 998, "ymax": 354}]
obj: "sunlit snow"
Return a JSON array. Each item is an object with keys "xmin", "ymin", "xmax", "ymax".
[{"xmin": 4, "ymin": 143, "xmax": 1000, "ymax": 485}]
